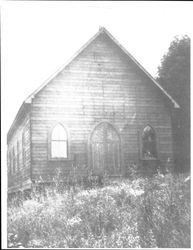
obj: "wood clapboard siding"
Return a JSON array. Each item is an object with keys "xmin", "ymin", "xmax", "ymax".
[
  {"xmin": 31, "ymin": 32, "xmax": 173, "ymax": 180},
  {"xmin": 7, "ymin": 114, "xmax": 31, "ymax": 191}
]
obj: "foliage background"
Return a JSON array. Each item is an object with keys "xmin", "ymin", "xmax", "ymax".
[{"xmin": 157, "ymin": 35, "xmax": 190, "ymax": 172}]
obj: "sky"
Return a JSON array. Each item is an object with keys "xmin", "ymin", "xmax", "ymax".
[
  {"xmin": 2, "ymin": 1, "xmax": 193, "ymax": 131},
  {"xmin": 1, "ymin": 2, "xmax": 192, "ymax": 247}
]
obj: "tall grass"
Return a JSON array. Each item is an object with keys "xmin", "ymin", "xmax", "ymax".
[
  {"xmin": 7, "ymin": 172, "xmax": 190, "ymax": 248},
  {"xmin": 138, "ymin": 173, "xmax": 190, "ymax": 248}
]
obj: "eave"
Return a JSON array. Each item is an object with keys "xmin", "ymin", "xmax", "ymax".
[{"xmin": 7, "ymin": 102, "xmax": 31, "ymax": 144}]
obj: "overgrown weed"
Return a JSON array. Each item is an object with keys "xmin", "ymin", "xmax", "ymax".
[{"xmin": 7, "ymin": 170, "xmax": 190, "ymax": 248}]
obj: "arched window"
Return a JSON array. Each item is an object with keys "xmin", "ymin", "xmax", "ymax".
[
  {"xmin": 142, "ymin": 125, "xmax": 157, "ymax": 159},
  {"xmin": 7, "ymin": 150, "xmax": 10, "ymax": 174},
  {"xmin": 13, "ymin": 147, "xmax": 16, "ymax": 173},
  {"xmin": 17, "ymin": 140, "xmax": 20, "ymax": 171},
  {"xmin": 51, "ymin": 124, "xmax": 68, "ymax": 158},
  {"xmin": 11, "ymin": 148, "xmax": 14, "ymax": 174},
  {"xmin": 90, "ymin": 122, "xmax": 121, "ymax": 175},
  {"xmin": 22, "ymin": 130, "xmax": 26, "ymax": 168}
]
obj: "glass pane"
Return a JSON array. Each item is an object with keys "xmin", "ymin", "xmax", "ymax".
[
  {"xmin": 92, "ymin": 123, "xmax": 119, "ymax": 142},
  {"xmin": 106, "ymin": 126, "xmax": 119, "ymax": 141},
  {"xmin": 92, "ymin": 124, "xmax": 105, "ymax": 142},
  {"xmin": 52, "ymin": 124, "xmax": 67, "ymax": 140},
  {"xmin": 51, "ymin": 141, "xmax": 67, "ymax": 158},
  {"xmin": 92, "ymin": 142, "xmax": 104, "ymax": 171},
  {"xmin": 142, "ymin": 125, "xmax": 155, "ymax": 140}
]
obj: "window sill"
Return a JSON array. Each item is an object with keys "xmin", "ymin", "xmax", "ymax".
[
  {"xmin": 48, "ymin": 157, "xmax": 72, "ymax": 162},
  {"xmin": 141, "ymin": 158, "xmax": 158, "ymax": 161}
]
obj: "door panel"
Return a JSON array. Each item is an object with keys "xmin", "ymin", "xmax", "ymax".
[
  {"xmin": 92, "ymin": 142, "xmax": 105, "ymax": 174},
  {"xmin": 91, "ymin": 122, "xmax": 121, "ymax": 175}
]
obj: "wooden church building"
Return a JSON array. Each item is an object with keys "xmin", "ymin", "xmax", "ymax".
[{"xmin": 7, "ymin": 27, "xmax": 180, "ymax": 193}]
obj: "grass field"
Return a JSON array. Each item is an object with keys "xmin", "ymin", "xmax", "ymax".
[{"xmin": 7, "ymin": 172, "xmax": 190, "ymax": 248}]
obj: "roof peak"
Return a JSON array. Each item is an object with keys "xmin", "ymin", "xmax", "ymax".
[{"xmin": 99, "ymin": 26, "xmax": 107, "ymax": 33}]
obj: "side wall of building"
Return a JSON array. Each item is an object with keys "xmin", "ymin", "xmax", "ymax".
[{"xmin": 7, "ymin": 113, "xmax": 31, "ymax": 192}]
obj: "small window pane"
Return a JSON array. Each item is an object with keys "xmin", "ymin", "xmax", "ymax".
[
  {"xmin": 142, "ymin": 125, "xmax": 157, "ymax": 159},
  {"xmin": 51, "ymin": 141, "xmax": 67, "ymax": 158},
  {"xmin": 52, "ymin": 124, "xmax": 67, "ymax": 140}
]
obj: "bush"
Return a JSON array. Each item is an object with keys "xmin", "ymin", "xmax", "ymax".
[
  {"xmin": 126, "ymin": 162, "xmax": 139, "ymax": 179},
  {"xmin": 7, "ymin": 172, "xmax": 190, "ymax": 248},
  {"xmin": 7, "ymin": 180, "xmax": 141, "ymax": 248}
]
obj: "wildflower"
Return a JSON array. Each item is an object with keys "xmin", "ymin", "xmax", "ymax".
[
  {"xmin": 17, "ymin": 242, "xmax": 24, "ymax": 248},
  {"xmin": 184, "ymin": 176, "xmax": 190, "ymax": 183},
  {"xmin": 14, "ymin": 234, "xmax": 18, "ymax": 239},
  {"xmin": 67, "ymin": 216, "xmax": 81, "ymax": 226},
  {"xmin": 160, "ymin": 183, "xmax": 167, "ymax": 187},
  {"xmin": 130, "ymin": 188, "xmax": 144, "ymax": 196}
]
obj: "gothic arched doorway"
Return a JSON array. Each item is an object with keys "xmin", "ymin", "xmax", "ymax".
[{"xmin": 90, "ymin": 122, "xmax": 121, "ymax": 176}]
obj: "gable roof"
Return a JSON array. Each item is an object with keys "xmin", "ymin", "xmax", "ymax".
[
  {"xmin": 8, "ymin": 27, "xmax": 180, "ymax": 141},
  {"xmin": 25, "ymin": 26, "xmax": 180, "ymax": 108}
]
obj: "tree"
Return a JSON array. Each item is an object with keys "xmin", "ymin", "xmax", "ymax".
[{"xmin": 156, "ymin": 35, "xmax": 190, "ymax": 172}]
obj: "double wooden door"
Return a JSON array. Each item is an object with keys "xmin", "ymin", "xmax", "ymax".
[{"xmin": 91, "ymin": 122, "xmax": 121, "ymax": 176}]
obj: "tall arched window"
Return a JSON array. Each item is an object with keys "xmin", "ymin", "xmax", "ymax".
[
  {"xmin": 13, "ymin": 147, "xmax": 16, "ymax": 173},
  {"xmin": 51, "ymin": 124, "xmax": 68, "ymax": 158},
  {"xmin": 17, "ymin": 140, "xmax": 20, "ymax": 171},
  {"xmin": 22, "ymin": 130, "xmax": 26, "ymax": 168},
  {"xmin": 7, "ymin": 150, "xmax": 10, "ymax": 174},
  {"xmin": 142, "ymin": 125, "xmax": 157, "ymax": 159},
  {"xmin": 90, "ymin": 122, "xmax": 121, "ymax": 175},
  {"xmin": 11, "ymin": 148, "xmax": 14, "ymax": 174}
]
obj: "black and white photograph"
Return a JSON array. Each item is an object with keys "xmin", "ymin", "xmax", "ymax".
[{"xmin": 2, "ymin": 1, "xmax": 191, "ymax": 248}]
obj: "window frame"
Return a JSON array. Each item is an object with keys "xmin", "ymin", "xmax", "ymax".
[
  {"xmin": 17, "ymin": 140, "xmax": 20, "ymax": 171},
  {"xmin": 10, "ymin": 148, "xmax": 14, "ymax": 175},
  {"xmin": 13, "ymin": 147, "xmax": 16, "ymax": 174},
  {"xmin": 22, "ymin": 130, "xmax": 26, "ymax": 168},
  {"xmin": 140, "ymin": 125, "xmax": 158, "ymax": 160},
  {"xmin": 7, "ymin": 150, "xmax": 10, "ymax": 174},
  {"xmin": 48, "ymin": 123, "xmax": 70, "ymax": 161},
  {"xmin": 20, "ymin": 134, "xmax": 23, "ymax": 169}
]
